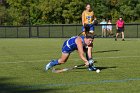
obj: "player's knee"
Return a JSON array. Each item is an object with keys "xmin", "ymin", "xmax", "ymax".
[{"xmin": 58, "ymin": 59, "xmax": 67, "ymax": 64}]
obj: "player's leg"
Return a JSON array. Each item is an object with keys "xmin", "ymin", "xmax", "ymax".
[
  {"xmin": 115, "ymin": 33, "xmax": 119, "ymax": 41},
  {"xmin": 103, "ymin": 28, "xmax": 106, "ymax": 37},
  {"xmin": 121, "ymin": 32, "xmax": 125, "ymax": 41},
  {"xmin": 103, "ymin": 28, "xmax": 105, "ymax": 37},
  {"xmin": 115, "ymin": 28, "xmax": 120, "ymax": 41},
  {"xmin": 109, "ymin": 29, "xmax": 112, "ymax": 36},
  {"xmin": 106, "ymin": 29, "xmax": 109, "ymax": 37},
  {"xmin": 102, "ymin": 28, "xmax": 104, "ymax": 37},
  {"xmin": 58, "ymin": 53, "xmax": 70, "ymax": 64},
  {"xmin": 108, "ymin": 29, "xmax": 111, "ymax": 37},
  {"xmin": 110, "ymin": 29, "xmax": 113, "ymax": 36},
  {"xmin": 89, "ymin": 24, "xmax": 94, "ymax": 35},
  {"xmin": 110, "ymin": 27, "xmax": 113, "ymax": 35},
  {"xmin": 45, "ymin": 53, "xmax": 70, "ymax": 71},
  {"xmin": 108, "ymin": 28, "xmax": 112, "ymax": 36},
  {"xmin": 45, "ymin": 40, "xmax": 71, "ymax": 71},
  {"xmin": 80, "ymin": 25, "xmax": 86, "ymax": 36}
]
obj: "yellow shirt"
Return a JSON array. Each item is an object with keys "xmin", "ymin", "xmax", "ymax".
[{"xmin": 82, "ymin": 10, "xmax": 94, "ymax": 24}]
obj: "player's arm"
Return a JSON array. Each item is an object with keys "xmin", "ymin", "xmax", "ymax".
[
  {"xmin": 82, "ymin": 11, "xmax": 85, "ymax": 26},
  {"xmin": 87, "ymin": 43, "xmax": 93, "ymax": 59},
  {"xmin": 87, "ymin": 43, "xmax": 94, "ymax": 65},
  {"xmin": 75, "ymin": 37, "xmax": 89, "ymax": 66}
]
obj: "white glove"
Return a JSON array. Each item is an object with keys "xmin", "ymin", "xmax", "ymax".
[{"xmin": 88, "ymin": 59, "xmax": 94, "ymax": 66}]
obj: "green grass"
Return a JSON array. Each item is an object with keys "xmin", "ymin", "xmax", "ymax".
[{"xmin": 0, "ymin": 38, "xmax": 140, "ymax": 93}]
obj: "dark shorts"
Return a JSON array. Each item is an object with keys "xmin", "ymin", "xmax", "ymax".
[
  {"xmin": 82, "ymin": 24, "xmax": 94, "ymax": 32},
  {"xmin": 117, "ymin": 27, "xmax": 124, "ymax": 33}
]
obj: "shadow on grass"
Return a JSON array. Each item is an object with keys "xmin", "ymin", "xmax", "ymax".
[
  {"xmin": 77, "ymin": 66, "xmax": 117, "ymax": 71},
  {"xmin": 96, "ymin": 66, "xmax": 117, "ymax": 71},
  {"xmin": 0, "ymin": 77, "xmax": 62, "ymax": 93},
  {"xmin": 93, "ymin": 50, "xmax": 120, "ymax": 53}
]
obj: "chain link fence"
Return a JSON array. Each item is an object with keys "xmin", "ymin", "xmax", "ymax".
[{"xmin": 0, "ymin": 24, "xmax": 139, "ymax": 38}]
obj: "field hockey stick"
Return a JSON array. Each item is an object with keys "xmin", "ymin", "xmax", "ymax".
[
  {"xmin": 78, "ymin": 31, "xmax": 85, "ymax": 36},
  {"xmin": 52, "ymin": 64, "xmax": 85, "ymax": 73}
]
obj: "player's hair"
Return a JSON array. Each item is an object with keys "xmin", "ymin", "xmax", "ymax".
[
  {"xmin": 119, "ymin": 16, "xmax": 122, "ymax": 18},
  {"xmin": 85, "ymin": 33, "xmax": 94, "ymax": 39},
  {"xmin": 85, "ymin": 3, "xmax": 92, "ymax": 12},
  {"xmin": 86, "ymin": 3, "xmax": 91, "ymax": 7},
  {"xmin": 103, "ymin": 18, "xmax": 106, "ymax": 21}
]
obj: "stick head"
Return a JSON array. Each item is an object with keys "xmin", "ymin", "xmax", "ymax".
[
  {"xmin": 93, "ymin": 20, "xmax": 98, "ymax": 25},
  {"xmin": 52, "ymin": 68, "xmax": 68, "ymax": 73}
]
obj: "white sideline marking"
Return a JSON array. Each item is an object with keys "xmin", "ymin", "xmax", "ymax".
[
  {"xmin": 94, "ymin": 56, "xmax": 140, "ymax": 59},
  {"xmin": 0, "ymin": 56, "xmax": 139, "ymax": 64},
  {"xmin": 8, "ymin": 78, "xmax": 140, "ymax": 88},
  {"xmin": 0, "ymin": 60, "xmax": 50, "ymax": 64},
  {"xmin": 0, "ymin": 54, "xmax": 49, "ymax": 58}
]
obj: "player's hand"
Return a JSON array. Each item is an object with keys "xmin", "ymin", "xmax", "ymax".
[
  {"xmin": 88, "ymin": 59, "xmax": 94, "ymax": 66},
  {"xmin": 92, "ymin": 20, "xmax": 98, "ymax": 25},
  {"xmin": 85, "ymin": 61, "xmax": 89, "ymax": 66}
]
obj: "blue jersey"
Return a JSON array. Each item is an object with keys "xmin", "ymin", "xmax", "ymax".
[{"xmin": 62, "ymin": 36, "xmax": 86, "ymax": 53}]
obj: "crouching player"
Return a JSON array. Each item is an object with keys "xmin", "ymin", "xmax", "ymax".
[{"xmin": 45, "ymin": 33, "xmax": 96, "ymax": 71}]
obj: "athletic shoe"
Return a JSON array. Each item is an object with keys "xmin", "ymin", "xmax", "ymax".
[
  {"xmin": 88, "ymin": 66, "xmax": 97, "ymax": 71},
  {"xmin": 115, "ymin": 38, "xmax": 117, "ymax": 41},
  {"xmin": 45, "ymin": 60, "xmax": 55, "ymax": 71}
]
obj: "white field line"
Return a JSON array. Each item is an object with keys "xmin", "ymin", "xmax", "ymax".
[
  {"xmin": 0, "ymin": 54, "xmax": 49, "ymax": 58},
  {"xmin": 7, "ymin": 78, "xmax": 140, "ymax": 88},
  {"xmin": 0, "ymin": 56, "xmax": 139, "ymax": 64},
  {"xmin": 94, "ymin": 56, "xmax": 140, "ymax": 59}
]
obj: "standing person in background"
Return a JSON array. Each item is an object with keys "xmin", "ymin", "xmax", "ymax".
[
  {"xmin": 82, "ymin": 3, "xmax": 96, "ymax": 35},
  {"xmin": 107, "ymin": 19, "xmax": 113, "ymax": 37},
  {"xmin": 115, "ymin": 17, "xmax": 125, "ymax": 41},
  {"xmin": 100, "ymin": 19, "xmax": 107, "ymax": 37}
]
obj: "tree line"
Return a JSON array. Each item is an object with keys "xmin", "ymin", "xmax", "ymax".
[{"xmin": 0, "ymin": 0, "xmax": 140, "ymax": 26}]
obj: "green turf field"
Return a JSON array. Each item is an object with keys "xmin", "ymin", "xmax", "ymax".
[{"xmin": 0, "ymin": 38, "xmax": 140, "ymax": 93}]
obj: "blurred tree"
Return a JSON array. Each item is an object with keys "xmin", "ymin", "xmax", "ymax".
[
  {"xmin": 1, "ymin": 0, "xmax": 140, "ymax": 25},
  {"xmin": 38, "ymin": 0, "xmax": 67, "ymax": 24},
  {"xmin": 62, "ymin": 0, "xmax": 84, "ymax": 24},
  {"xmin": 0, "ymin": 5, "xmax": 5, "ymax": 25},
  {"xmin": 6, "ymin": 0, "xmax": 29, "ymax": 25}
]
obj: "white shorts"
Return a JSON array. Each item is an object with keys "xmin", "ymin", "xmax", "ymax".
[{"xmin": 107, "ymin": 26, "xmax": 112, "ymax": 30}]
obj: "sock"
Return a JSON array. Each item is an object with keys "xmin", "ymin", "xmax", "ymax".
[{"xmin": 51, "ymin": 60, "xmax": 59, "ymax": 66}]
